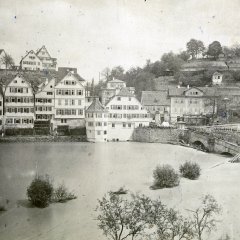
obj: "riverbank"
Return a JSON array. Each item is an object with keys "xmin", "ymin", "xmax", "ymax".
[{"xmin": 0, "ymin": 135, "xmax": 87, "ymax": 143}]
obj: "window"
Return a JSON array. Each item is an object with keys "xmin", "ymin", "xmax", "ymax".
[
  {"xmin": 128, "ymin": 123, "xmax": 131, "ymax": 128},
  {"xmin": 139, "ymin": 123, "xmax": 143, "ymax": 127},
  {"xmin": 129, "ymin": 97, "xmax": 131, "ymax": 101},
  {"xmin": 117, "ymin": 97, "xmax": 121, "ymax": 101},
  {"xmin": 112, "ymin": 123, "xmax": 115, "ymax": 128},
  {"xmin": 104, "ymin": 122, "xmax": 107, "ymax": 126},
  {"xmin": 88, "ymin": 122, "xmax": 94, "ymax": 126},
  {"xmin": 77, "ymin": 90, "xmax": 83, "ymax": 95},
  {"xmin": 123, "ymin": 123, "xmax": 126, "ymax": 127},
  {"xmin": 47, "ymin": 92, "xmax": 53, "ymax": 95},
  {"xmin": 97, "ymin": 131, "xmax": 101, "ymax": 135},
  {"xmin": 61, "ymin": 119, "xmax": 67, "ymax": 123},
  {"xmin": 96, "ymin": 122, "xmax": 102, "ymax": 126},
  {"xmin": 104, "ymin": 130, "xmax": 107, "ymax": 135},
  {"xmin": 78, "ymin": 109, "xmax": 83, "ymax": 115}
]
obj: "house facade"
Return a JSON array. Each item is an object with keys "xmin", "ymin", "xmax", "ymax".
[
  {"xmin": 141, "ymin": 91, "xmax": 170, "ymax": 122},
  {"xmin": 35, "ymin": 78, "xmax": 55, "ymax": 121},
  {"xmin": 212, "ymin": 72, "xmax": 223, "ymax": 85},
  {"xmin": 36, "ymin": 46, "xmax": 57, "ymax": 71},
  {"xmin": 20, "ymin": 50, "xmax": 43, "ymax": 71},
  {"xmin": 4, "ymin": 75, "xmax": 35, "ymax": 128},
  {"xmin": 54, "ymin": 71, "xmax": 85, "ymax": 129},
  {"xmin": 85, "ymin": 98, "xmax": 108, "ymax": 142},
  {"xmin": 169, "ymin": 87, "xmax": 218, "ymax": 125}
]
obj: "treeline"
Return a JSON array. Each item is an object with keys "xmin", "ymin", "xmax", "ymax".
[{"xmin": 95, "ymin": 39, "xmax": 240, "ymax": 98}]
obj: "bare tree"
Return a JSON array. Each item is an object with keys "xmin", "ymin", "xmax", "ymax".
[
  {"xmin": 187, "ymin": 195, "xmax": 221, "ymax": 240},
  {"xmin": 0, "ymin": 53, "xmax": 15, "ymax": 74}
]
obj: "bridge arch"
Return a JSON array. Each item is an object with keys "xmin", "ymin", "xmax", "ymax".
[{"xmin": 192, "ymin": 140, "xmax": 209, "ymax": 152}]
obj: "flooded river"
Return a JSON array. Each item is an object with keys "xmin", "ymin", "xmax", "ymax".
[{"xmin": 0, "ymin": 142, "xmax": 239, "ymax": 240}]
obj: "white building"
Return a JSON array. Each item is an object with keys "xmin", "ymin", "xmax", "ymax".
[
  {"xmin": 36, "ymin": 46, "xmax": 57, "ymax": 71},
  {"xmin": 20, "ymin": 50, "xmax": 43, "ymax": 71},
  {"xmin": 86, "ymin": 88, "xmax": 151, "ymax": 142},
  {"xmin": 212, "ymin": 72, "xmax": 223, "ymax": 85},
  {"xmin": 54, "ymin": 71, "xmax": 85, "ymax": 129},
  {"xmin": 4, "ymin": 74, "xmax": 35, "ymax": 128},
  {"xmin": 85, "ymin": 98, "xmax": 108, "ymax": 142},
  {"xmin": 35, "ymin": 78, "xmax": 55, "ymax": 121}
]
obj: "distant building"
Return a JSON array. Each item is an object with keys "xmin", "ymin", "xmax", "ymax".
[
  {"xmin": 141, "ymin": 91, "xmax": 170, "ymax": 122},
  {"xmin": 100, "ymin": 78, "xmax": 135, "ymax": 105},
  {"xmin": 0, "ymin": 49, "xmax": 6, "ymax": 70},
  {"xmin": 169, "ymin": 87, "xmax": 218, "ymax": 125},
  {"xmin": 20, "ymin": 50, "xmax": 43, "ymax": 71},
  {"xmin": 212, "ymin": 72, "xmax": 223, "ymax": 85},
  {"xmin": 4, "ymin": 74, "xmax": 35, "ymax": 128},
  {"xmin": 85, "ymin": 98, "xmax": 108, "ymax": 142},
  {"xmin": 54, "ymin": 71, "xmax": 85, "ymax": 129},
  {"xmin": 35, "ymin": 78, "xmax": 55, "ymax": 121},
  {"xmin": 105, "ymin": 88, "xmax": 151, "ymax": 141},
  {"xmin": 36, "ymin": 46, "xmax": 57, "ymax": 71}
]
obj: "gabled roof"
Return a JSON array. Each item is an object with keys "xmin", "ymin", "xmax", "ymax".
[
  {"xmin": 56, "ymin": 70, "xmax": 85, "ymax": 84},
  {"xmin": 141, "ymin": 91, "xmax": 170, "ymax": 106},
  {"xmin": 116, "ymin": 87, "xmax": 134, "ymax": 97},
  {"xmin": 36, "ymin": 45, "xmax": 51, "ymax": 58},
  {"xmin": 169, "ymin": 87, "xmax": 219, "ymax": 97},
  {"xmin": 86, "ymin": 98, "xmax": 107, "ymax": 112},
  {"xmin": 108, "ymin": 79, "xmax": 125, "ymax": 83}
]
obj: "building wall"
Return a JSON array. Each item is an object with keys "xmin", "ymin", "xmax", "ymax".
[
  {"xmin": 36, "ymin": 46, "xmax": 57, "ymax": 71},
  {"xmin": 86, "ymin": 112, "xmax": 108, "ymax": 142},
  {"xmin": 106, "ymin": 81, "xmax": 126, "ymax": 89},
  {"xmin": 106, "ymin": 95, "xmax": 151, "ymax": 141},
  {"xmin": 35, "ymin": 79, "xmax": 55, "ymax": 121},
  {"xmin": 54, "ymin": 73, "xmax": 85, "ymax": 128},
  {"xmin": 21, "ymin": 51, "xmax": 42, "ymax": 71},
  {"xmin": 4, "ymin": 75, "xmax": 35, "ymax": 128},
  {"xmin": 212, "ymin": 74, "xmax": 223, "ymax": 85}
]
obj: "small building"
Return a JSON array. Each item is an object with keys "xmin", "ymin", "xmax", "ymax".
[
  {"xmin": 36, "ymin": 46, "xmax": 57, "ymax": 71},
  {"xmin": 20, "ymin": 50, "xmax": 43, "ymax": 71},
  {"xmin": 141, "ymin": 91, "xmax": 170, "ymax": 122},
  {"xmin": 212, "ymin": 72, "xmax": 223, "ymax": 85},
  {"xmin": 169, "ymin": 87, "xmax": 218, "ymax": 125},
  {"xmin": 4, "ymin": 74, "xmax": 35, "ymax": 128},
  {"xmin": 106, "ymin": 78, "xmax": 126, "ymax": 89},
  {"xmin": 54, "ymin": 71, "xmax": 85, "ymax": 130},
  {"xmin": 86, "ymin": 98, "xmax": 108, "ymax": 142},
  {"xmin": 35, "ymin": 78, "xmax": 55, "ymax": 121},
  {"xmin": 106, "ymin": 88, "xmax": 151, "ymax": 141}
]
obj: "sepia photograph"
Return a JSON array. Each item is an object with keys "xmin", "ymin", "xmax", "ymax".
[{"xmin": 0, "ymin": 0, "xmax": 240, "ymax": 239}]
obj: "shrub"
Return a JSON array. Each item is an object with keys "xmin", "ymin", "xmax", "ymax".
[
  {"xmin": 180, "ymin": 161, "xmax": 201, "ymax": 180},
  {"xmin": 52, "ymin": 184, "xmax": 77, "ymax": 203},
  {"xmin": 27, "ymin": 175, "xmax": 53, "ymax": 208},
  {"xmin": 152, "ymin": 164, "xmax": 179, "ymax": 189}
]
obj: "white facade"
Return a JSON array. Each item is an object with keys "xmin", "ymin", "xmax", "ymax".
[
  {"xmin": 35, "ymin": 78, "xmax": 55, "ymax": 121},
  {"xmin": 20, "ymin": 50, "xmax": 43, "ymax": 71},
  {"xmin": 85, "ymin": 99, "xmax": 108, "ymax": 142},
  {"xmin": 212, "ymin": 72, "xmax": 223, "ymax": 85},
  {"xmin": 106, "ymin": 93, "xmax": 151, "ymax": 141},
  {"xmin": 106, "ymin": 79, "xmax": 126, "ymax": 89},
  {"xmin": 36, "ymin": 46, "xmax": 57, "ymax": 71},
  {"xmin": 54, "ymin": 72, "xmax": 85, "ymax": 129},
  {"xmin": 4, "ymin": 75, "xmax": 35, "ymax": 128}
]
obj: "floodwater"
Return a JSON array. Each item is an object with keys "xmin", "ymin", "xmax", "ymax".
[{"xmin": 0, "ymin": 142, "xmax": 239, "ymax": 240}]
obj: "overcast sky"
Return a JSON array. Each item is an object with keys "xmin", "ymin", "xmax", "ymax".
[{"xmin": 1, "ymin": 0, "xmax": 240, "ymax": 81}]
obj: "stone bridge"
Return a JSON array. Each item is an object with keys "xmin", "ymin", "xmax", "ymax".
[{"xmin": 189, "ymin": 129, "xmax": 240, "ymax": 155}]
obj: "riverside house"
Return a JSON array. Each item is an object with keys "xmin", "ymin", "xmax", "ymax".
[
  {"xmin": 169, "ymin": 87, "xmax": 218, "ymax": 125},
  {"xmin": 20, "ymin": 50, "xmax": 43, "ymax": 71},
  {"xmin": 35, "ymin": 78, "xmax": 55, "ymax": 121},
  {"xmin": 4, "ymin": 74, "xmax": 35, "ymax": 128},
  {"xmin": 54, "ymin": 71, "xmax": 85, "ymax": 130}
]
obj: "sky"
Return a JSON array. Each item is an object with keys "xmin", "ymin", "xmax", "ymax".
[{"xmin": 1, "ymin": 0, "xmax": 240, "ymax": 82}]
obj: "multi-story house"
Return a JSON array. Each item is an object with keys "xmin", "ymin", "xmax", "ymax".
[
  {"xmin": 54, "ymin": 71, "xmax": 85, "ymax": 129},
  {"xmin": 35, "ymin": 78, "xmax": 55, "ymax": 121},
  {"xmin": 4, "ymin": 74, "xmax": 35, "ymax": 128},
  {"xmin": 86, "ymin": 88, "xmax": 151, "ymax": 142},
  {"xmin": 85, "ymin": 98, "xmax": 108, "ymax": 142},
  {"xmin": 36, "ymin": 46, "xmax": 57, "ymax": 71},
  {"xmin": 20, "ymin": 50, "xmax": 43, "ymax": 71},
  {"xmin": 141, "ymin": 91, "xmax": 170, "ymax": 122},
  {"xmin": 169, "ymin": 87, "xmax": 218, "ymax": 125}
]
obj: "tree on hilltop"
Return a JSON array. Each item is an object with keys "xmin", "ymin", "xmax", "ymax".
[
  {"xmin": 186, "ymin": 39, "xmax": 205, "ymax": 59},
  {"xmin": 207, "ymin": 41, "xmax": 222, "ymax": 60}
]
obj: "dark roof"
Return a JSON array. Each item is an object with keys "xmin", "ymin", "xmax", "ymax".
[
  {"xmin": 169, "ymin": 87, "xmax": 219, "ymax": 97},
  {"xmin": 141, "ymin": 91, "xmax": 170, "ymax": 106},
  {"xmin": 116, "ymin": 87, "xmax": 134, "ymax": 97},
  {"xmin": 86, "ymin": 98, "xmax": 107, "ymax": 112},
  {"xmin": 56, "ymin": 70, "xmax": 85, "ymax": 84}
]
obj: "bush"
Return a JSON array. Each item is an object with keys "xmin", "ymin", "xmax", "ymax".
[
  {"xmin": 152, "ymin": 164, "xmax": 180, "ymax": 189},
  {"xmin": 180, "ymin": 161, "xmax": 201, "ymax": 180},
  {"xmin": 52, "ymin": 184, "xmax": 77, "ymax": 203},
  {"xmin": 27, "ymin": 175, "xmax": 53, "ymax": 208}
]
